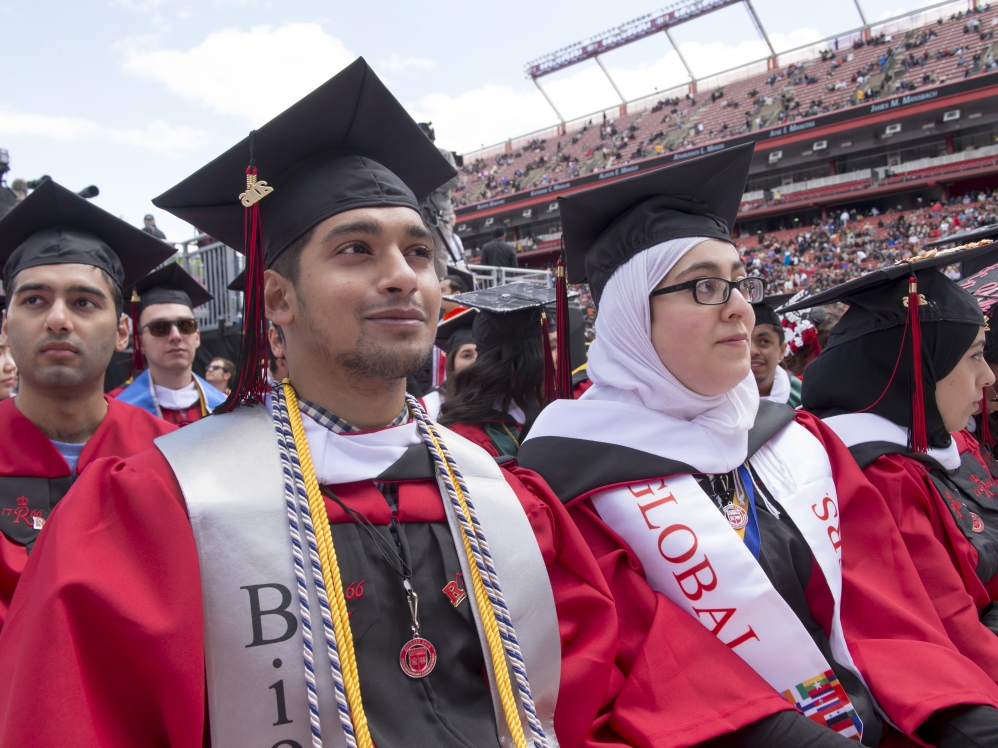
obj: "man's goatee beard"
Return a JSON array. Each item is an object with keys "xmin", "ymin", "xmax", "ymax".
[{"xmin": 336, "ymin": 343, "xmax": 432, "ymax": 381}]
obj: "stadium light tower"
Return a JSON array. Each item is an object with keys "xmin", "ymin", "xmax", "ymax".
[{"xmin": 525, "ymin": 0, "xmax": 779, "ymax": 120}]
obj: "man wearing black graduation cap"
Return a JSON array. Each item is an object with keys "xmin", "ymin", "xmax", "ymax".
[
  {"xmin": 0, "ymin": 59, "xmax": 617, "ymax": 748},
  {"xmin": 750, "ymin": 294, "xmax": 801, "ymax": 407},
  {"xmin": 0, "ymin": 178, "xmax": 177, "ymax": 629},
  {"xmin": 114, "ymin": 263, "xmax": 227, "ymax": 425}
]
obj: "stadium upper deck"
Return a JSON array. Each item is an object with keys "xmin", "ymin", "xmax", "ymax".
[{"xmin": 453, "ymin": 0, "xmax": 998, "ymax": 264}]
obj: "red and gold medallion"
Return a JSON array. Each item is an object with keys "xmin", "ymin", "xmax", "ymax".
[
  {"xmin": 400, "ymin": 637, "xmax": 437, "ymax": 678},
  {"xmin": 972, "ymin": 512, "xmax": 985, "ymax": 533}
]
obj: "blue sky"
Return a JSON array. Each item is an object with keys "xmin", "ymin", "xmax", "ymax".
[{"xmin": 1, "ymin": 0, "xmax": 934, "ymax": 239}]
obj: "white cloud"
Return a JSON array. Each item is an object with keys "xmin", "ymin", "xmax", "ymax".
[
  {"xmin": 409, "ymin": 85, "xmax": 555, "ymax": 154},
  {"xmin": 379, "ymin": 54, "xmax": 435, "ymax": 72},
  {"xmin": 122, "ymin": 23, "xmax": 356, "ymax": 126},
  {"xmin": 0, "ymin": 109, "xmax": 208, "ymax": 155}
]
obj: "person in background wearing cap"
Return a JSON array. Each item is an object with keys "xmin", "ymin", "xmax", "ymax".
[
  {"xmin": 439, "ymin": 267, "xmax": 473, "ymax": 320},
  {"xmin": 801, "ymin": 246, "xmax": 998, "ymax": 709},
  {"xmin": 519, "ymin": 144, "xmax": 998, "ymax": 747},
  {"xmin": 751, "ymin": 295, "xmax": 801, "ymax": 407},
  {"xmin": 419, "ymin": 306, "xmax": 477, "ymax": 420},
  {"xmin": 417, "ymin": 122, "xmax": 461, "ymax": 279},
  {"xmin": 0, "ymin": 60, "xmax": 617, "ymax": 748},
  {"xmin": 114, "ymin": 263, "xmax": 227, "ymax": 426},
  {"xmin": 0, "ymin": 179, "xmax": 176, "ymax": 629},
  {"xmin": 439, "ymin": 283, "xmax": 555, "ymax": 458}
]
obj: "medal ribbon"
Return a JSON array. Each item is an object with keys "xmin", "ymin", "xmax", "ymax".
[{"xmin": 736, "ymin": 465, "xmax": 762, "ymax": 560}]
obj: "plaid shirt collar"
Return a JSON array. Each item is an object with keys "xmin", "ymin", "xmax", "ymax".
[{"xmin": 298, "ymin": 397, "xmax": 410, "ymax": 434}]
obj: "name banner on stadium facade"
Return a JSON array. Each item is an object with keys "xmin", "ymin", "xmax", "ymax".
[{"xmin": 457, "ymin": 71, "xmax": 998, "ymax": 219}]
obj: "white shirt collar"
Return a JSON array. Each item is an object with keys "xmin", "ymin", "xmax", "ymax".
[
  {"xmin": 153, "ymin": 379, "xmax": 200, "ymax": 410},
  {"xmin": 761, "ymin": 366, "xmax": 791, "ymax": 405}
]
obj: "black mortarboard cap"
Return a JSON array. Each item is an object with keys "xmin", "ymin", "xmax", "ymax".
[
  {"xmin": 780, "ymin": 242, "xmax": 996, "ymax": 342},
  {"xmin": 752, "ymin": 292, "xmax": 794, "ymax": 328},
  {"xmin": 133, "ymin": 262, "xmax": 213, "ymax": 316},
  {"xmin": 444, "ymin": 282, "xmax": 557, "ymax": 354},
  {"xmin": 152, "ymin": 57, "xmax": 457, "ymax": 266},
  {"xmin": 434, "ymin": 307, "xmax": 477, "ymax": 354},
  {"xmin": 785, "ymin": 243, "xmax": 993, "ymax": 453},
  {"xmin": 0, "ymin": 179, "xmax": 175, "ymax": 293},
  {"xmin": 559, "ymin": 143, "xmax": 754, "ymax": 304},
  {"xmin": 227, "ymin": 268, "xmax": 246, "ymax": 292}
]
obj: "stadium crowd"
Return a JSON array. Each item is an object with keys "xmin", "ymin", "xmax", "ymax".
[{"xmin": 451, "ymin": 4, "xmax": 998, "ymax": 210}]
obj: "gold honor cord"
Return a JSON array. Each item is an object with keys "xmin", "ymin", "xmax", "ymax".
[
  {"xmin": 416, "ymin": 416, "xmax": 529, "ymax": 748},
  {"xmin": 282, "ymin": 382, "xmax": 374, "ymax": 748}
]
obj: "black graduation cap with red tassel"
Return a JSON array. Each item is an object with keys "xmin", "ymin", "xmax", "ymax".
[
  {"xmin": 149, "ymin": 58, "xmax": 458, "ymax": 413},
  {"xmin": 782, "ymin": 240, "xmax": 998, "ymax": 453}
]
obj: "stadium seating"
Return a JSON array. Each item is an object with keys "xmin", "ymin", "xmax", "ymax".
[{"xmin": 453, "ymin": 5, "xmax": 998, "ymax": 210}]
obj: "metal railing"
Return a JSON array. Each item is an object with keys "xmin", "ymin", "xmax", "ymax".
[
  {"xmin": 468, "ymin": 265, "xmax": 553, "ymax": 288},
  {"xmin": 166, "ymin": 235, "xmax": 243, "ymax": 330}
]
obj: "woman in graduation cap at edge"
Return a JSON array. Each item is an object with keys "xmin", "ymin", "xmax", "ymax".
[
  {"xmin": 518, "ymin": 143, "xmax": 998, "ymax": 748},
  {"xmin": 798, "ymin": 243, "xmax": 998, "ymax": 701},
  {"xmin": 438, "ymin": 284, "xmax": 556, "ymax": 458}
]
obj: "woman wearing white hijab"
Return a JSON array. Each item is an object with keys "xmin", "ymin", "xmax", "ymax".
[{"xmin": 519, "ymin": 145, "xmax": 998, "ymax": 748}]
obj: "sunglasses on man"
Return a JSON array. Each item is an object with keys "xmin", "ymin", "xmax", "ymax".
[{"xmin": 141, "ymin": 318, "xmax": 199, "ymax": 337}]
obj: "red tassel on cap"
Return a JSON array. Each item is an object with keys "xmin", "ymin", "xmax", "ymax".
[
  {"xmin": 983, "ymin": 389, "xmax": 994, "ymax": 450},
  {"xmin": 130, "ymin": 289, "xmax": 144, "ymax": 373},
  {"xmin": 218, "ymin": 134, "xmax": 273, "ymax": 413},
  {"xmin": 541, "ymin": 312, "xmax": 557, "ymax": 405},
  {"xmin": 555, "ymin": 249, "xmax": 572, "ymax": 399},
  {"xmin": 908, "ymin": 273, "xmax": 928, "ymax": 453}
]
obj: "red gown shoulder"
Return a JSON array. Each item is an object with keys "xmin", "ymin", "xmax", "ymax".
[
  {"xmin": 856, "ymin": 430, "xmax": 998, "ymax": 683},
  {"xmin": 0, "ymin": 397, "xmax": 175, "ymax": 628},
  {"xmin": 0, "ymin": 446, "xmax": 204, "ymax": 748},
  {"xmin": 793, "ymin": 412, "xmax": 998, "ymax": 728}
]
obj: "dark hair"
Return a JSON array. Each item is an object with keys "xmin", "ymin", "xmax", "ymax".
[
  {"xmin": 758, "ymin": 322, "xmax": 784, "ymax": 344},
  {"xmin": 491, "ymin": 227, "xmax": 506, "ymax": 239},
  {"xmin": 268, "ymin": 225, "xmax": 316, "ymax": 288},
  {"xmin": 7, "ymin": 267, "xmax": 123, "ymax": 317},
  {"xmin": 439, "ymin": 333, "xmax": 545, "ymax": 430}
]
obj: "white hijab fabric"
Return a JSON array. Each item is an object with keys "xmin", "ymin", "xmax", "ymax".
[{"xmin": 580, "ymin": 237, "xmax": 760, "ymax": 472}]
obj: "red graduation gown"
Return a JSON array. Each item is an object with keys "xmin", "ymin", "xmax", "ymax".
[
  {"xmin": 860, "ymin": 429, "xmax": 998, "ymax": 683},
  {"xmin": 560, "ymin": 412, "xmax": 998, "ymax": 746},
  {"xmin": 0, "ymin": 448, "xmax": 618, "ymax": 748},
  {"xmin": 0, "ymin": 396, "xmax": 175, "ymax": 627}
]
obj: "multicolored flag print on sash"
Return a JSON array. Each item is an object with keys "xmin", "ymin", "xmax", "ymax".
[{"xmin": 784, "ymin": 669, "xmax": 863, "ymax": 739}]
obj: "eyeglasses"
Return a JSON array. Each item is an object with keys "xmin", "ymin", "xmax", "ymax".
[
  {"xmin": 141, "ymin": 318, "xmax": 198, "ymax": 337},
  {"xmin": 206, "ymin": 364, "xmax": 227, "ymax": 372},
  {"xmin": 650, "ymin": 276, "xmax": 766, "ymax": 306}
]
